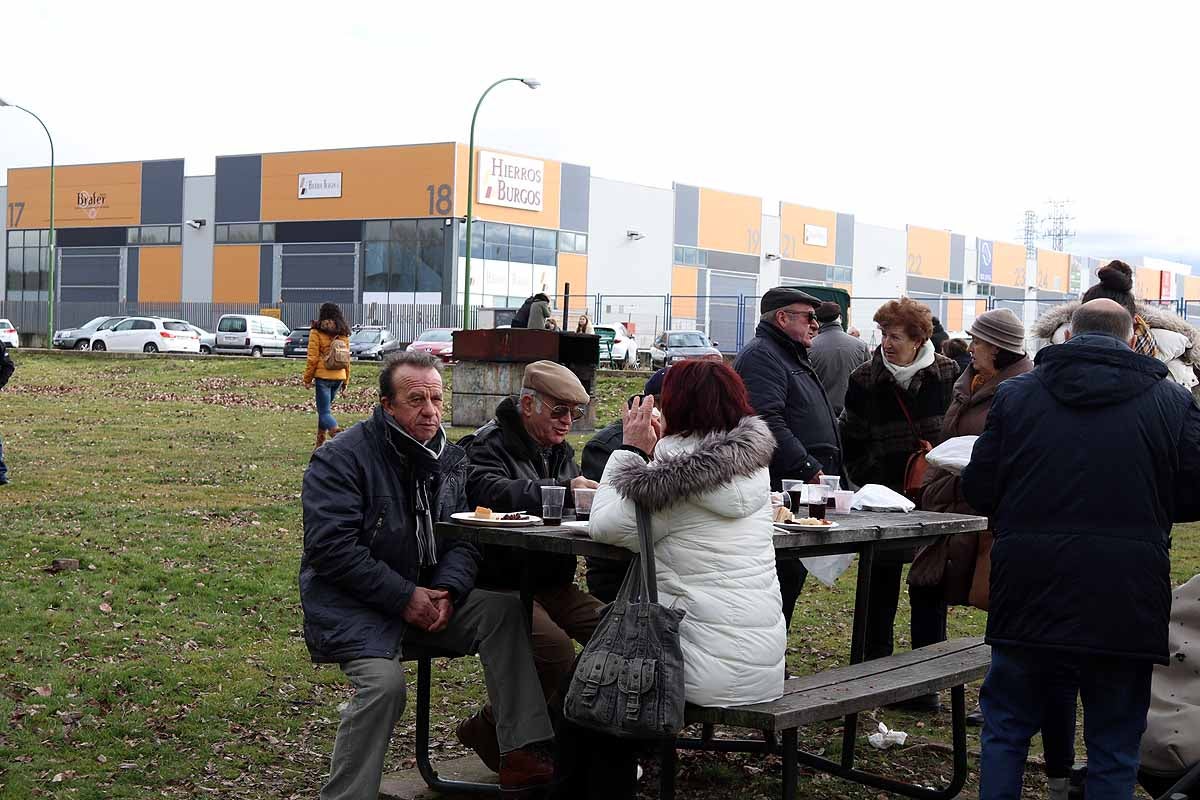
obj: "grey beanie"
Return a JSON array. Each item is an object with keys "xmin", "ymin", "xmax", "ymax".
[{"xmin": 969, "ymin": 308, "xmax": 1026, "ymax": 354}]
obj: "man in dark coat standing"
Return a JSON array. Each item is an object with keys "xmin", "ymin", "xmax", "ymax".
[
  {"xmin": 962, "ymin": 299, "xmax": 1200, "ymax": 800},
  {"xmin": 0, "ymin": 338, "xmax": 12, "ymax": 485},
  {"xmin": 301, "ymin": 352, "xmax": 555, "ymax": 799},
  {"xmin": 734, "ymin": 287, "xmax": 843, "ymax": 629},
  {"xmin": 808, "ymin": 301, "xmax": 869, "ymax": 416}
]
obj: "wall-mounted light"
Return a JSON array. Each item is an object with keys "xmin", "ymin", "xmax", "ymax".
[
  {"xmin": 966, "ymin": 279, "xmax": 977, "ymax": 286},
  {"xmin": 764, "ymin": 253, "xmax": 781, "ymax": 261},
  {"xmin": 625, "ymin": 229, "xmax": 644, "ymax": 241},
  {"xmin": 876, "ymin": 265, "xmax": 892, "ymax": 273},
  {"xmin": 185, "ymin": 219, "xmax": 207, "ymax": 230},
  {"xmin": 1027, "ymin": 285, "xmax": 1038, "ymax": 292}
]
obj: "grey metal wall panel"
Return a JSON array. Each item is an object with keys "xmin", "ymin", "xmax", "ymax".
[
  {"xmin": 126, "ymin": 248, "xmax": 140, "ymax": 301},
  {"xmin": 282, "ymin": 243, "xmax": 356, "ymax": 254},
  {"xmin": 182, "ymin": 175, "xmax": 215, "ymax": 301},
  {"xmin": 0, "ymin": 185, "xmax": 6, "ymax": 301},
  {"xmin": 559, "ymin": 163, "xmax": 590, "ymax": 232},
  {"xmin": 950, "ymin": 234, "xmax": 965, "ymax": 282},
  {"xmin": 673, "ymin": 184, "xmax": 699, "ymax": 247},
  {"xmin": 995, "ymin": 285, "xmax": 1024, "ymax": 300},
  {"xmin": 61, "ymin": 286, "xmax": 120, "ymax": 302},
  {"xmin": 709, "ymin": 272, "xmax": 756, "ymax": 353},
  {"xmin": 281, "ymin": 255, "xmax": 356, "ymax": 289},
  {"xmin": 696, "ymin": 268, "xmax": 707, "ymax": 329},
  {"xmin": 780, "ymin": 260, "xmax": 827, "ymax": 282},
  {"xmin": 59, "ymin": 247, "xmax": 121, "ymax": 257},
  {"xmin": 259, "ymin": 245, "xmax": 274, "ymax": 304},
  {"xmin": 60, "ymin": 256, "xmax": 121, "ymax": 286},
  {"xmin": 214, "ymin": 155, "xmax": 262, "ymax": 223},
  {"xmin": 705, "ymin": 250, "xmax": 759, "ymax": 275},
  {"xmin": 835, "ymin": 213, "xmax": 855, "ymax": 266},
  {"xmin": 140, "ymin": 159, "xmax": 185, "ymax": 224},
  {"xmin": 906, "ymin": 275, "xmax": 944, "ymax": 294},
  {"xmin": 282, "ymin": 288, "xmax": 355, "ymax": 304}
]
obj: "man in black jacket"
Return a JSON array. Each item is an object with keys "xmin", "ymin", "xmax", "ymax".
[
  {"xmin": 461, "ymin": 361, "xmax": 604, "ymax": 709},
  {"xmin": 579, "ymin": 367, "xmax": 666, "ymax": 602},
  {"xmin": 734, "ymin": 287, "xmax": 843, "ymax": 628},
  {"xmin": 0, "ymin": 339, "xmax": 12, "ymax": 485},
  {"xmin": 962, "ymin": 300, "xmax": 1200, "ymax": 800},
  {"xmin": 301, "ymin": 352, "xmax": 554, "ymax": 799}
]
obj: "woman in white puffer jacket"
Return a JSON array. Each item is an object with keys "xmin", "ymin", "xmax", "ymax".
[{"xmin": 588, "ymin": 359, "xmax": 786, "ymax": 707}]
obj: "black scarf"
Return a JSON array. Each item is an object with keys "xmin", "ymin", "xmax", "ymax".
[{"xmin": 381, "ymin": 412, "xmax": 444, "ymax": 567}]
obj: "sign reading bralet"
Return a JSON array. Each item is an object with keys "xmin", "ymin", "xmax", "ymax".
[
  {"xmin": 76, "ymin": 191, "xmax": 109, "ymax": 219},
  {"xmin": 298, "ymin": 172, "xmax": 343, "ymax": 199},
  {"xmin": 477, "ymin": 151, "xmax": 544, "ymax": 212}
]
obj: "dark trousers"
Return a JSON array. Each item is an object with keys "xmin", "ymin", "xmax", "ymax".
[
  {"xmin": 864, "ymin": 558, "xmax": 947, "ymax": 660},
  {"xmin": 0, "ymin": 431, "xmax": 7, "ymax": 483},
  {"xmin": 979, "ymin": 645, "xmax": 1152, "ymax": 800},
  {"xmin": 777, "ymin": 557, "xmax": 809, "ymax": 630}
]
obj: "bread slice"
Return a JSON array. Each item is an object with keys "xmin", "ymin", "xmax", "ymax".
[{"xmin": 473, "ymin": 506, "xmax": 493, "ymax": 519}]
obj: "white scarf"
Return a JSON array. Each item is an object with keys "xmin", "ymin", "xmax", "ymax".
[{"xmin": 883, "ymin": 339, "xmax": 936, "ymax": 390}]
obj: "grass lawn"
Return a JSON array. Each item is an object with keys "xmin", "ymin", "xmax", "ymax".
[{"xmin": 0, "ymin": 352, "xmax": 1192, "ymax": 799}]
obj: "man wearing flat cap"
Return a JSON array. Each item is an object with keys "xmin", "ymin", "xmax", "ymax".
[
  {"xmin": 809, "ymin": 301, "xmax": 870, "ymax": 416},
  {"xmin": 458, "ymin": 360, "xmax": 604, "ymax": 762},
  {"xmin": 735, "ymin": 287, "xmax": 844, "ymax": 629}
]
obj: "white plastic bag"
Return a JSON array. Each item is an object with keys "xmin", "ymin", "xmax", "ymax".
[
  {"xmin": 851, "ymin": 484, "xmax": 915, "ymax": 513},
  {"xmin": 926, "ymin": 435, "xmax": 978, "ymax": 475},
  {"xmin": 867, "ymin": 722, "xmax": 908, "ymax": 750},
  {"xmin": 800, "ymin": 553, "xmax": 856, "ymax": 588}
]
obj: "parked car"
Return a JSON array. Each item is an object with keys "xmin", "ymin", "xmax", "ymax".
[
  {"xmin": 213, "ymin": 314, "xmax": 290, "ymax": 357},
  {"xmin": 405, "ymin": 328, "xmax": 456, "ymax": 363},
  {"xmin": 185, "ymin": 324, "xmax": 215, "ymax": 355},
  {"xmin": 90, "ymin": 317, "xmax": 201, "ymax": 354},
  {"xmin": 284, "ymin": 327, "xmax": 311, "ymax": 358},
  {"xmin": 0, "ymin": 319, "xmax": 18, "ymax": 348},
  {"xmin": 650, "ymin": 330, "xmax": 722, "ymax": 369},
  {"xmin": 594, "ymin": 323, "xmax": 639, "ymax": 368},
  {"xmin": 350, "ymin": 325, "xmax": 403, "ymax": 360},
  {"xmin": 52, "ymin": 316, "xmax": 128, "ymax": 350}
]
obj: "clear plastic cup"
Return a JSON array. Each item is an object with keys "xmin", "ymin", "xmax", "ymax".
[
  {"xmin": 573, "ymin": 488, "xmax": 597, "ymax": 522},
  {"xmin": 833, "ymin": 490, "xmax": 854, "ymax": 514},
  {"xmin": 780, "ymin": 480, "xmax": 807, "ymax": 514},
  {"xmin": 540, "ymin": 485, "xmax": 566, "ymax": 526},
  {"xmin": 820, "ymin": 475, "xmax": 841, "ymax": 494}
]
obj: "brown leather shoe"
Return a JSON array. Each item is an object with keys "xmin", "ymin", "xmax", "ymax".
[
  {"xmin": 455, "ymin": 706, "xmax": 501, "ymax": 772},
  {"xmin": 499, "ymin": 742, "xmax": 555, "ymax": 794},
  {"xmin": 328, "ymin": 426, "xmax": 343, "ymax": 438},
  {"xmin": 314, "ymin": 429, "xmax": 327, "ymax": 450}
]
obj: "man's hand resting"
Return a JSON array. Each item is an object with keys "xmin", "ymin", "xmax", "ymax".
[{"xmin": 403, "ymin": 587, "xmax": 451, "ymax": 632}]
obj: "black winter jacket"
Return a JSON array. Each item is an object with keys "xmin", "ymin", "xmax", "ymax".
[
  {"xmin": 0, "ymin": 340, "xmax": 13, "ymax": 390},
  {"xmin": 299, "ymin": 406, "xmax": 480, "ymax": 664},
  {"xmin": 460, "ymin": 397, "xmax": 582, "ymax": 590},
  {"xmin": 962, "ymin": 335, "xmax": 1200, "ymax": 664},
  {"xmin": 734, "ymin": 321, "xmax": 842, "ymax": 486}
]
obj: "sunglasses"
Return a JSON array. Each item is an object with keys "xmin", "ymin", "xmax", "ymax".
[
  {"xmin": 781, "ymin": 310, "xmax": 817, "ymax": 322},
  {"xmin": 543, "ymin": 401, "xmax": 587, "ymax": 421}
]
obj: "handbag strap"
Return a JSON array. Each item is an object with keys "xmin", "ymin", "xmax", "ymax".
[
  {"xmin": 891, "ymin": 384, "xmax": 924, "ymax": 445},
  {"xmin": 634, "ymin": 502, "xmax": 659, "ymax": 604}
]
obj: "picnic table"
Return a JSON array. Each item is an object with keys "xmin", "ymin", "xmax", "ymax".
[{"xmin": 412, "ymin": 509, "xmax": 988, "ymax": 799}]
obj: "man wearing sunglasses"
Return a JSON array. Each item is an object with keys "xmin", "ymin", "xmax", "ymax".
[
  {"xmin": 734, "ymin": 287, "xmax": 844, "ymax": 633},
  {"xmin": 458, "ymin": 360, "xmax": 604, "ymax": 766}
]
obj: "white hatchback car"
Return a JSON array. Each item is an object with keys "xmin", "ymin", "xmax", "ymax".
[
  {"xmin": 0, "ymin": 319, "xmax": 18, "ymax": 348},
  {"xmin": 90, "ymin": 317, "xmax": 201, "ymax": 354}
]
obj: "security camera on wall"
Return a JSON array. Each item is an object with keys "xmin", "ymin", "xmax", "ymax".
[{"xmin": 185, "ymin": 219, "xmax": 207, "ymax": 230}]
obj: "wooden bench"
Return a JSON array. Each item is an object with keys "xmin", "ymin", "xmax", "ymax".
[{"xmin": 661, "ymin": 637, "xmax": 992, "ymax": 800}]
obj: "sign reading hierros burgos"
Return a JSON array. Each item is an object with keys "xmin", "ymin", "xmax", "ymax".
[
  {"xmin": 478, "ymin": 151, "xmax": 544, "ymax": 212},
  {"xmin": 298, "ymin": 172, "xmax": 343, "ymax": 199}
]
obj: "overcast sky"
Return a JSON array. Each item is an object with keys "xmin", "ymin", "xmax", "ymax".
[{"xmin": 3, "ymin": 1, "xmax": 1197, "ymax": 267}]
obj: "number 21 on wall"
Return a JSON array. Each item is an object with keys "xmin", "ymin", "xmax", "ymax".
[{"xmin": 426, "ymin": 184, "xmax": 452, "ymax": 215}]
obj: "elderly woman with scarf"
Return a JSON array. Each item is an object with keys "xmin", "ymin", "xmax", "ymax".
[{"xmin": 840, "ymin": 297, "xmax": 959, "ymax": 709}]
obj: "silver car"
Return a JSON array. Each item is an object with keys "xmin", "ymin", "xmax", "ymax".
[
  {"xmin": 213, "ymin": 314, "xmax": 290, "ymax": 357},
  {"xmin": 52, "ymin": 316, "xmax": 127, "ymax": 350}
]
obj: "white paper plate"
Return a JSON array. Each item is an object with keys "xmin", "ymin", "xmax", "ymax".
[
  {"xmin": 451, "ymin": 511, "xmax": 541, "ymax": 527},
  {"xmin": 562, "ymin": 520, "xmax": 590, "ymax": 533},
  {"xmin": 774, "ymin": 521, "xmax": 839, "ymax": 531}
]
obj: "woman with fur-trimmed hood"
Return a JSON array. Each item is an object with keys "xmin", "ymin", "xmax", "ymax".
[
  {"xmin": 589, "ymin": 359, "xmax": 786, "ymax": 707},
  {"xmin": 1031, "ymin": 260, "xmax": 1200, "ymax": 405}
]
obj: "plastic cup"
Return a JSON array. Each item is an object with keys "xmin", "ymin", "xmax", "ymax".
[
  {"xmin": 540, "ymin": 485, "xmax": 566, "ymax": 526},
  {"xmin": 780, "ymin": 479, "xmax": 807, "ymax": 514},
  {"xmin": 806, "ymin": 485, "xmax": 827, "ymax": 520},
  {"xmin": 820, "ymin": 476, "xmax": 841, "ymax": 509},
  {"xmin": 573, "ymin": 488, "xmax": 596, "ymax": 522},
  {"xmin": 833, "ymin": 490, "xmax": 854, "ymax": 514}
]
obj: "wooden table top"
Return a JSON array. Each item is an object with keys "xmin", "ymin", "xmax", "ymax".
[{"xmin": 435, "ymin": 510, "xmax": 987, "ymax": 561}]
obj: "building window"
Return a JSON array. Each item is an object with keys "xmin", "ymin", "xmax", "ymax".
[
  {"xmin": 362, "ymin": 219, "xmax": 447, "ymax": 295},
  {"xmin": 214, "ymin": 223, "xmax": 274, "ymax": 244},
  {"xmin": 827, "ymin": 266, "xmax": 853, "ymax": 283},
  {"xmin": 976, "ymin": 282, "xmax": 995, "ymax": 297},
  {"xmin": 943, "ymin": 280, "xmax": 964, "ymax": 294},
  {"xmin": 127, "ymin": 225, "xmax": 183, "ymax": 246},
  {"xmin": 674, "ymin": 245, "xmax": 703, "ymax": 266},
  {"xmin": 5, "ymin": 229, "xmax": 50, "ymax": 300}
]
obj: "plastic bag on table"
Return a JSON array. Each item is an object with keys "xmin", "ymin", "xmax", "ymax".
[
  {"xmin": 926, "ymin": 435, "xmax": 979, "ymax": 476},
  {"xmin": 851, "ymin": 484, "xmax": 915, "ymax": 513},
  {"xmin": 800, "ymin": 553, "xmax": 856, "ymax": 588}
]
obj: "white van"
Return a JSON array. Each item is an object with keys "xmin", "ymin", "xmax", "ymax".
[{"xmin": 214, "ymin": 314, "xmax": 291, "ymax": 357}]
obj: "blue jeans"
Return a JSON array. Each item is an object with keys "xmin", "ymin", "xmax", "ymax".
[
  {"xmin": 980, "ymin": 645, "xmax": 1151, "ymax": 800},
  {"xmin": 0, "ymin": 431, "xmax": 7, "ymax": 483},
  {"xmin": 314, "ymin": 379, "xmax": 342, "ymax": 431}
]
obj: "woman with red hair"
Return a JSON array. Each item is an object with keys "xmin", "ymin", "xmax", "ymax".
[{"xmin": 590, "ymin": 360, "xmax": 786, "ymax": 706}]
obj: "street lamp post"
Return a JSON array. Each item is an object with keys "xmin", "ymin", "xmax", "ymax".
[
  {"xmin": 462, "ymin": 77, "xmax": 539, "ymax": 330},
  {"xmin": 0, "ymin": 98, "xmax": 55, "ymax": 345}
]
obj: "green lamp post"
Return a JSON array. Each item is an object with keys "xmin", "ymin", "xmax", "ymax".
[
  {"xmin": 462, "ymin": 77, "xmax": 539, "ymax": 330},
  {"xmin": 0, "ymin": 97, "xmax": 56, "ymax": 345}
]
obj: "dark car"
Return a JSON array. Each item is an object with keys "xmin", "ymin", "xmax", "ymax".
[
  {"xmin": 349, "ymin": 326, "xmax": 403, "ymax": 360},
  {"xmin": 52, "ymin": 315, "xmax": 127, "ymax": 349},
  {"xmin": 284, "ymin": 327, "xmax": 311, "ymax": 358},
  {"xmin": 649, "ymin": 330, "xmax": 723, "ymax": 369}
]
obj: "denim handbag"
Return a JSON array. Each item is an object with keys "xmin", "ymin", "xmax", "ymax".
[{"xmin": 564, "ymin": 503, "xmax": 686, "ymax": 739}]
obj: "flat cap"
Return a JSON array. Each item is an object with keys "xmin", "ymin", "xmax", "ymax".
[
  {"xmin": 761, "ymin": 286, "xmax": 822, "ymax": 315},
  {"xmin": 815, "ymin": 301, "xmax": 842, "ymax": 323},
  {"xmin": 522, "ymin": 360, "xmax": 590, "ymax": 405}
]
